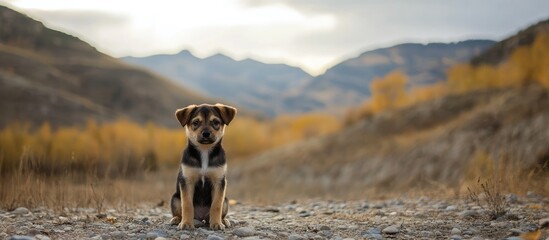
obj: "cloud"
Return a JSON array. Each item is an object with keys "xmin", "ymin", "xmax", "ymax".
[
  {"xmin": 242, "ymin": 0, "xmax": 549, "ymax": 73},
  {"xmin": 2, "ymin": 0, "xmax": 549, "ymax": 75}
]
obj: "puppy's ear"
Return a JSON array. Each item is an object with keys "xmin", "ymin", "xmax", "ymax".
[
  {"xmin": 175, "ymin": 105, "xmax": 197, "ymax": 127},
  {"xmin": 214, "ymin": 103, "xmax": 237, "ymax": 125}
]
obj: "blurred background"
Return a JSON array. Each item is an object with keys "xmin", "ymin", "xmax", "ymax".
[{"xmin": 0, "ymin": 0, "xmax": 548, "ymax": 208}]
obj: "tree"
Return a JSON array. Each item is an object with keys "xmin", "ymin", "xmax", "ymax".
[{"xmin": 370, "ymin": 70, "xmax": 409, "ymax": 113}]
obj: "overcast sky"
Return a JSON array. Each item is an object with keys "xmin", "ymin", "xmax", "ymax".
[{"xmin": 1, "ymin": 0, "xmax": 548, "ymax": 75}]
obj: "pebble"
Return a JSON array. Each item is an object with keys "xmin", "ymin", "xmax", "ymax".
[
  {"xmin": 319, "ymin": 225, "xmax": 330, "ymax": 231},
  {"xmin": 382, "ymin": 225, "xmax": 399, "ymax": 234},
  {"xmin": 526, "ymin": 191, "xmax": 539, "ymax": 198},
  {"xmin": 540, "ymin": 218, "xmax": 549, "ymax": 228},
  {"xmin": 450, "ymin": 227, "xmax": 461, "ymax": 235},
  {"xmin": 319, "ymin": 230, "xmax": 332, "ymax": 237},
  {"xmin": 446, "ymin": 205, "xmax": 457, "ymax": 211},
  {"xmin": 8, "ymin": 236, "xmax": 34, "ymax": 240},
  {"xmin": 506, "ymin": 194, "xmax": 519, "ymax": 203},
  {"xmin": 11, "ymin": 208, "xmax": 29, "ymax": 215},
  {"xmin": 288, "ymin": 234, "xmax": 306, "ymax": 240},
  {"xmin": 146, "ymin": 230, "xmax": 167, "ymax": 239},
  {"xmin": 458, "ymin": 210, "xmax": 478, "ymax": 218},
  {"xmin": 179, "ymin": 233, "xmax": 190, "ymax": 240},
  {"xmin": 232, "ymin": 227, "xmax": 256, "ymax": 237},
  {"xmin": 367, "ymin": 234, "xmax": 383, "ymax": 240},
  {"xmin": 34, "ymin": 235, "xmax": 51, "ymax": 240},
  {"xmin": 242, "ymin": 237, "xmax": 261, "ymax": 240},
  {"xmin": 207, "ymin": 235, "xmax": 224, "ymax": 240},
  {"xmin": 449, "ymin": 235, "xmax": 462, "ymax": 240}
]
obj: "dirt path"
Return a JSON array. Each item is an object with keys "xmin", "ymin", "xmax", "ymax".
[{"xmin": 2, "ymin": 195, "xmax": 548, "ymax": 240}]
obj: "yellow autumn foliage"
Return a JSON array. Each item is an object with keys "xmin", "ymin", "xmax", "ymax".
[
  {"xmin": 0, "ymin": 113, "xmax": 341, "ymax": 177},
  {"xmin": 448, "ymin": 33, "xmax": 549, "ymax": 92}
]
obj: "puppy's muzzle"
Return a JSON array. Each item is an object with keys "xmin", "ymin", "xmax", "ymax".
[{"xmin": 198, "ymin": 130, "xmax": 215, "ymax": 144}]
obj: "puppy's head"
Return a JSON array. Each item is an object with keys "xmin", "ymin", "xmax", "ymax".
[{"xmin": 175, "ymin": 103, "xmax": 237, "ymax": 146}]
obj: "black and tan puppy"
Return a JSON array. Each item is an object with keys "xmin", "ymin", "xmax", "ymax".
[{"xmin": 170, "ymin": 103, "xmax": 236, "ymax": 230}]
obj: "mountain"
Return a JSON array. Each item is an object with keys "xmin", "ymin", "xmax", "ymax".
[
  {"xmin": 284, "ymin": 40, "xmax": 495, "ymax": 114},
  {"xmin": 0, "ymin": 5, "xmax": 212, "ymax": 127},
  {"xmin": 228, "ymin": 20, "xmax": 549, "ymax": 201},
  {"xmin": 230, "ymin": 85, "xmax": 549, "ymax": 201},
  {"xmin": 122, "ymin": 51, "xmax": 312, "ymax": 116},
  {"xmin": 471, "ymin": 19, "xmax": 549, "ymax": 66}
]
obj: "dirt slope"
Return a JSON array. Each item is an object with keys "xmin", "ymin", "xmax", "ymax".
[
  {"xmin": 0, "ymin": 5, "xmax": 212, "ymax": 127},
  {"xmin": 230, "ymin": 85, "xmax": 549, "ymax": 200}
]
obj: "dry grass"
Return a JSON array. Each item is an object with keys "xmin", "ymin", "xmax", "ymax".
[
  {"xmin": 467, "ymin": 178, "xmax": 508, "ymax": 220},
  {"xmin": 0, "ymin": 169, "xmax": 174, "ymax": 211}
]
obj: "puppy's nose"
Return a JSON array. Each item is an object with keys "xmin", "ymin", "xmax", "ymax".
[{"xmin": 202, "ymin": 131, "xmax": 211, "ymax": 138}]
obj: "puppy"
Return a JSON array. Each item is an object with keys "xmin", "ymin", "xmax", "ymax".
[{"xmin": 170, "ymin": 103, "xmax": 236, "ymax": 230}]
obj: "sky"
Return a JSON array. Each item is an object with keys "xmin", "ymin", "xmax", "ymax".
[{"xmin": 1, "ymin": 0, "xmax": 549, "ymax": 75}]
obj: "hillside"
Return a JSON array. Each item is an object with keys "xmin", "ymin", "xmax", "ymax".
[
  {"xmin": 471, "ymin": 18, "xmax": 549, "ymax": 66},
  {"xmin": 284, "ymin": 40, "xmax": 495, "ymax": 114},
  {"xmin": 122, "ymin": 51, "xmax": 312, "ymax": 116},
  {"xmin": 0, "ymin": 5, "xmax": 211, "ymax": 127},
  {"xmin": 230, "ymin": 85, "xmax": 549, "ymax": 200},
  {"xmin": 229, "ymin": 21, "xmax": 549, "ymax": 200}
]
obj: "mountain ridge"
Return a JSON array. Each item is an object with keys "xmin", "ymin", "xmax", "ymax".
[
  {"xmin": 0, "ymin": 5, "xmax": 214, "ymax": 128},
  {"xmin": 283, "ymin": 39, "xmax": 496, "ymax": 114},
  {"xmin": 121, "ymin": 50, "xmax": 312, "ymax": 116}
]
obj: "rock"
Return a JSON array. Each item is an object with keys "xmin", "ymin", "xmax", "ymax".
[
  {"xmin": 336, "ymin": 225, "xmax": 348, "ymax": 230},
  {"xmin": 299, "ymin": 212, "xmax": 311, "ymax": 217},
  {"xmin": 319, "ymin": 230, "xmax": 332, "ymax": 237},
  {"xmin": 111, "ymin": 231, "xmax": 125, "ymax": 238},
  {"xmin": 179, "ymin": 234, "xmax": 190, "ymax": 240},
  {"xmin": 146, "ymin": 230, "xmax": 167, "ymax": 239},
  {"xmin": 446, "ymin": 205, "xmax": 457, "ymax": 211},
  {"xmin": 34, "ymin": 235, "xmax": 51, "ymax": 240},
  {"xmin": 451, "ymin": 228, "xmax": 461, "ymax": 235},
  {"xmin": 526, "ymin": 191, "xmax": 539, "ymax": 198},
  {"xmin": 155, "ymin": 238, "xmax": 166, "ymax": 240},
  {"xmin": 242, "ymin": 237, "xmax": 262, "ymax": 240},
  {"xmin": 264, "ymin": 208, "xmax": 280, "ymax": 213},
  {"xmin": 450, "ymin": 235, "xmax": 462, "ymax": 240},
  {"xmin": 382, "ymin": 225, "xmax": 399, "ymax": 234},
  {"xmin": 506, "ymin": 194, "xmax": 519, "ymax": 203},
  {"xmin": 9, "ymin": 236, "xmax": 34, "ymax": 240},
  {"xmin": 199, "ymin": 228, "xmax": 214, "ymax": 236},
  {"xmin": 232, "ymin": 227, "xmax": 256, "ymax": 237},
  {"xmin": 362, "ymin": 228, "xmax": 381, "ymax": 235},
  {"xmin": 319, "ymin": 225, "xmax": 330, "ymax": 231},
  {"xmin": 459, "ymin": 210, "xmax": 478, "ymax": 219},
  {"xmin": 11, "ymin": 207, "xmax": 29, "ymax": 215},
  {"xmin": 207, "ymin": 235, "xmax": 224, "ymax": 240},
  {"xmin": 366, "ymin": 234, "xmax": 383, "ymax": 240},
  {"xmin": 288, "ymin": 234, "xmax": 306, "ymax": 240},
  {"xmin": 540, "ymin": 218, "xmax": 549, "ymax": 228}
]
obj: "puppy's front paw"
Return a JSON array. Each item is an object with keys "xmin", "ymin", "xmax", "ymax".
[
  {"xmin": 222, "ymin": 218, "xmax": 231, "ymax": 228},
  {"xmin": 210, "ymin": 222, "xmax": 225, "ymax": 230},
  {"xmin": 178, "ymin": 221, "xmax": 195, "ymax": 230},
  {"xmin": 169, "ymin": 216, "xmax": 181, "ymax": 225}
]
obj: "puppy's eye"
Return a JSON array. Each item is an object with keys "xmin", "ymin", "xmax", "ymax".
[
  {"xmin": 191, "ymin": 120, "xmax": 200, "ymax": 127},
  {"xmin": 211, "ymin": 120, "xmax": 220, "ymax": 127}
]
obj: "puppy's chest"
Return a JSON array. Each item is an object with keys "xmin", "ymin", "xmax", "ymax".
[{"xmin": 182, "ymin": 150, "xmax": 226, "ymax": 182}]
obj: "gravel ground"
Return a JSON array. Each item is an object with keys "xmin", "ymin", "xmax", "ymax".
[{"xmin": 1, "ymin": 195, "xmax": 548, "ymax": 240}]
